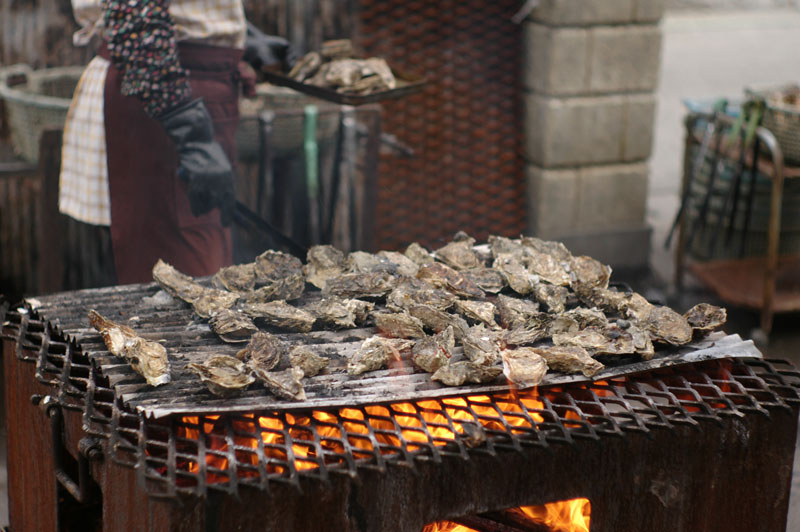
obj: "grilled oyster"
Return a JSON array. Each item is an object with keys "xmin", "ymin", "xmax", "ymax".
[
  {"xmin": 246, "ymin": 275, "xmax": 305, "ymax": 303},
  {"xmin": 377, "ymin": 250, "xmax": 420, "ymax": 277},
  {"xmin": 578, "ymin": 287, "xmax": 630, "ymax": 314},
  {"xmin": 454, "ymin": 300, "xmax": 499, "ymax": 329},
  {"xmin": 374, "ymin": 311, "xmax": 426, "ymax": 339},
  {"xmin": 553, "ymin": 325, "xmax": 635, "ymax": 356},
  {"xmin": 303, "ymin": 297, "xmax": 357, "ymax": 329},
  {"xmin": 348, "ymin": 336, "xmax": 414, "ymax": 376},
  {"xmin": 152, "ymin": 259, "xmax": 207, "ymax": 303},
  {"xmin": 547, "ymin": 314, "xmax": 580, "ymax": 336},
  {"xmin": 289, "ymin": 345, "xmax": 329, "ymax": 377},
  {"xmin": 493, "ymin": 254, "xmax": 535, "ymax": 296},
  {"xmin": 501, "ymin": 348, "xmax": 548, "ymax": 388},
  {"xmin": 345, "ymin": 298, "xmax": 375, "ymax": 326},
  {"xmin": 623, "ymin": 293, "xmax": 655, "ymax": 323},
  {"xmin": 289, "ymin": 51, "xmax": 322, "ymax": 81},
  {"xmin": 416, "ymin": 262, "xmax": 485, "ymax": 299},
  {"xmin": 532, "ymin": 283, "xmax": 568, "ymax": 314},
  {"xmin": 304, "ymin": 245, "xmax": 346, "ymax": 289},
  {"xmin": 324, "ymin": 58, "xmax": 364, "ymax": 87},
  {"xmin": 254, "ymin": 366, "xmax": 307, "ymax": 401},
  {"xmin": 435, "ymin": 238, "xmax": 481, "ymax": 271},
  {"xmin": 628, "ymin": 324, "xmax": 655, "ymax": 360},
  {"xmin": 214, "ymin": 263, "xmax": 256, "ymax": 292},
  {"xmin": 531, "ymin": 345, "xmax": 603, "ymax": 377},
  {"xmin": 320, "ymin": 39, "xmax": 356, "ymax": 60},
  {"xmin": 488, "ymin": 235, "xmax": 524, "ymax": 258},
  {"xmin": 255, "ymin": 249, "xmax": 303, "ymax": 280},
  {"xmin": 525, "ymin": 249, "xmax": 570, "ymax": 286},
  {"xmin": 238, "ymin": 331, "xmax": 287, "ymax": 372},
  {"xmin": 243, "ymin": 301, "xmax": 316, "ymax": 332},
  {"xmin": 386, "ymin": 278, "xmax": 457, "ymax": 312},
  {"xmin": 407, "ymin": 304, "xmax": 470, "ymax": 340},
  {"xmin": 411, "ymin": 326, "xmax": 455, "ymax": 373},
  {"xmin": 503, "ymin": 319, "xmax": 550, "ymax": 346},
  {"xmin": 191, "ymin": 289, "xmax": 240, "ymax": 319},
  {"xmin": 521, "ymin": 236, "xmax": 573, "ymax": 263},
  {"xmin": 323, "ymin": 271, "xmax": 396, "ymax": 299},
  {"xmin": 568, "ymin": 255, "xmax": 611, "ymax": 293},
  {"xmin": 346, "ymin": 251, "xmax": 398, "ymax": 274},
  {"xmin": 684, "ymin": 303, "xmax": 727, "ymax": 333},
  {"xmin": 462, "ymin": 267, "xmax": 506, "ymax": 294},
  {"xmin": 461, "ymin": 324, "xmax": 501, "ymax": 366},
  {"xmin": 562, "ymin": 307, "xmax": 608, "ymax": 330},
  {"xmin": 405, "ymin": 242, "xmax": 435, "ymax": 266},
  {"xmin": 431, "ymin": 361, "xmax": 503, "ymax": 387},
  {"xmin": 645, "ymin": 306, "xmax": 693, "ymax": 346},
  {"xmin": 209, "ymin": 309, "xmax": 258, "ymax": 343},
  {"xmin": 495, "ymin": 294, "xmax": 540, "ymax": 329},
  {"xmin": 88, "ymin": 310, "xmax": 170, "ymax": 387},
  {"xmin": 187, "ymin": 355, "xmax": 255, "ymax": 397}
]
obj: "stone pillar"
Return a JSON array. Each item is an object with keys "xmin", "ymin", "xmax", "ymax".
[{"xmin": 522, "ymin": 0, "xmax": 665, "ymax": 269}]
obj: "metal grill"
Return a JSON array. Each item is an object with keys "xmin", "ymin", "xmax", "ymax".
[
  {"xmin": 357, "ymin": 1, "xmax": 526, "ymax": 250},
  {"xmin": 4, "ymin": 308, "xmax": 799, "ymax": 502}
]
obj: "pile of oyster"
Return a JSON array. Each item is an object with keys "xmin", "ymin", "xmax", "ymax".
[
  {"xmin": 149, "ymin": 233, "xmax": 727, "ymax": 400},
  {"xmin": 288, "ymin": 39, "xmax": 396, "ymax": 95}
]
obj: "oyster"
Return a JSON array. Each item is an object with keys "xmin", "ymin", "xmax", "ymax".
[
  {"xmin": 553, "ymin": 325, "xmax": 635, "ymax": 356},
  {"xmin": 289, "ymin": 345, "xmax": 329, "ymax": 377},
  {"xmin": 407, "ymin": 304, "xmax": 470, "ymax": 340},
  {"xmin": 348, "ymin": 336, "xmax": 414, "ymax": 376},
  {"xmin": 454, "ymin": 299, "xmax": 499, "ymax": 329},
  {"xmin": 304, "ymin": 245, "xmax": 346, "ymax": 290},
  {"xmin": 493, "ymin": 254, "xmax": 536, "ymax": 296},
  {"xmin": 359, "ymin": 57, "xmax": 396, "ymax": 90},
  {"xmin": 488, "ymin": 235, "xmax": 524, "ymax": 258},
  {"xmin": 243, "ymin": 301, "xmax": 316, "ymax": 332},
  {"xmin": 374, "ymin": 311, "xmax": 426, "ymax": 339},
  {"xmin": 386, "ymin": 278, "xmax": 457, "ymax": 312},
  {"xmin": 255, "ymin": 250, "xmax": 304, "ymax": 279},
  {"xmin": 405, "ymin": 242, "xmax": 435, "ymax": 266},
  {"xmin": 461, "ymin": 324, "xmax": 501, "ymax": 366},
  {"xmin": 288, "ymin": 51, "xmax": 322, "ymax": 81},
  {"xmin": 462, "ymin": 268, "xmax": 506, "ymax": 294},
  {"xmin": 684, "ymin": 303, "xmax": 727, "ymax": 332},
  {"xmin": 562, "ymin": 307, "xmax": 608, "ymax": 330},
  {"xmin": 345, "ymin": 298, "xmax": 375, "ymax": 325},
  {"xmin": 253, "ymin": 366, "xmax": 307, "ymax": 401},
  {"xmin": 191, "ymin": 289, "xmax": 240, "ymax": 319},
  {"xmin": 532, "ymin": 283, "xmax": 568, "ymax": 314},
  {"xmin": 435, "ymin": 239, "xmax": 481, "ymax": 270},
  {"xmin": 187, "ymin": 355, "xmax": 255, "ymax": 397},
  {"xmin": 579, "ymin": 287, "xmax": 630, "ymax": 314},
  {"xmin": 411, "ymin": 326, "xmax": 455, "ymax": 373},
  {"xmin": 645, "ymin": 306, "xmax": 693, "ymax": 346},
  {"xmin": 547, "ymin": 314, "xmax": 580, "ymax": 336},
  {"xmin": 531, "ymin": 345, "xmax": 604, "ymax": 377},
  {"xmin": 214, "ymin": 263, "xmax": 256, "ymax": 292},
  {"xmin": 525, "ymin": 249, "xmax": 570, "ymax": 286},
  {"xmin": 521, "ymin": 236, "xmax": 573, "ymax": 263},
  {"xmin": 323, "ymin": 271, "xmax": 396, "ymax": 298},
  {"xmin": 346, "ymin": 251, "xmax": 398, "ymax": 274},
  {"xmin": 238, "ymin": 331, "xmax": 287, "ymax": 372},
  {"xmin": 624, "ymin": 293, "xmax": 655, "ymax": 323},
  {"xmin": 568, "ymin": 255, "xmax": 611, "ymax": 292},
  {"xmin": 152, "ymin": 259, "xmax": 206, "ymax": 303},
  {"xmin": 495, "ymin": 294, "xmax": 540, "ymax": 329},
  {"xmin": 431, "ymin": 361, "xmax": 503, "ymax": 387},
  {"xmin": 503, "ymin": 319, "xmax": 550, "ymax": 346},
  {"xmin": 416, "ymin": 262, "xmax": 484, "ymax": 298},
  {"xmin": 320, "ymin": 39, "xmax": 356, "ymax": 60},
  {"xmin": 88, "ymin": 310, "xmax": 170, "ymax": 386},
  {"xmin": 303, "ymin": 297, "xmax": 357, "ymax": 329},
  {"xmin": 628, "ymin": 324, "xmax": 655, "ymax": 360},
  {"xmin": 209, "ymin": 309, "xmax": 258, "ymax": 343},
  {"xmin": 246, "ymin": 275, "xmax": 305, "ymax": 303},
  {"xmin": 377, "ymin": 250, "xmax": 420, "ymax": 277},
  {"xmin": 501, "ymin": 348, "xmax": 548, "ymax": 388}
]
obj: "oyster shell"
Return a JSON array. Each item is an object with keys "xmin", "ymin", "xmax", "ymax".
[
  {"xmin": 405, "ymin": 242, "xmax": 436, "ymax": 266},
  {"xmin": 238, "ymin": 331, "xmax": 287, "ymax": 372},
  {"xmin": 503, "ymin": 319, "xmax": 550, "ymax": 346},
  {"xmin": 346, "ymin": 251, "xmax": 398, "ymax": 274},
  {"xmin": 407, "ymin": 304, "xmax": 470, "ymax": 340},
  {"xmin": 289, "ymin": 51, "xmax": 322, "ymax": 81},
  {"xmin": 88, "ymin": 310, "xmax": 170, "ymax": 386},
  {"xmin": 493, "ymin": 254, "xmax": 535, "ymax": 295},
  {"xmin": 253, "ymin": 366, "xmax": 307, "ymax": 401},
  {"xmin": 345, "ymin": 298, "xmax": 375, "ymax": 325},
  {"xmin": 187, "ymin": 355, "xmax": 255, "ymax": 397},
  {"xmin": 501, "ymin": 348, "xmax": 548, "ymax": 388},
  {"xmin": 684, "ymin": 303, "xmax": 727, "ymax": 332},
  {"xmin": 532, "ymin": 283, "xmax": 568, "ymax": 314},
  {"xmin": 562, "ymin": 307, "xmax": 608, "ymax": 330},
  {"xmin": 348, "ymin": 336, "xmax": 413, "ymax": 376},
  {"xmin": 323, "ymin": 271, "xmax": 396, "ymax": 299},
  {"xmin": 303, "ymin": 297, "xmax": 357, "ymax": 329},
  {"xmin": 304, "ymin": 245, "xmax": 346, "ymax": 289},
  {"xmin": 386, "ymin": 278, "xmax": 457, "ymax": 312},
  {"xmin": 628, "ymin": 324, "xmax": 655, "ymax": 360},
  {"xmin": 431, "ymin": 361, "xmax": 503, "ymax": 387},
  {"xmin": 255, "ymin": 250, "xmax": 304, "ymax": 280},
  {"xmin": 525, "ymin": 249, "xmax": 571, "ymax": 286},
  {"xmin": 244, "ymin": 301, "xmax": 316, "ymax": 332},
  {"xmin": 462, "ymin": 267, "xmax": 506, "ymax": 294},
  {"xmin": 152, "ymin": 259, "xmax": 206, "ymax": 303},
  {"xmin": 209, "ymin": 309, "xmax": 258, "ymax": 343},
  {"xmin": 495, "ymin": 294, "xmax": 540, "ymax": 329},
  {"xmin": 568, "ymin": 255, "xmax": 612, "ymax": 292},
  {"xmin": 520, "ymin": 236, "xmax": 573, "ymax": 263},
  {"xmin": 289, "ymin": 345, "xmax": 329, "ymax": 377},
  {"xmin": 214, "ymin": 263, "xmax": 256, "ymax": 292},
  {"xmin": 531, "ymin": 345, "xmax": 604, "ymax": 377},
  {"xmin": 411, "ymin": 326, "xmax": 455, "ymax": 373},
  {"xmin": 547, "ymin": 314, "xmax": 580, "ymax": 336},
  {"xmin": 191, "ymin": 289, "xmax": 240, "ymax": 319},
  {"xmin": 435, "ymin": 239, "xmax": 481, "ymax": 270},
  {"xmin": 377, "ymin": 250, "xmax": 420, "ymax": 277},
  {"xmin": 623, "ymin": 293, "xmax": 655, "ymax": 323},
  {"xmin": 454, "ymin": 299, "xmax": 499, "ymax": 329},
  {"xmin": 461, "ymin": 324, "xmax": 501, "ymax": 366},
  {"xmin": 374, "ymin": 311, "xmax": 426, "ymax": 339},
  {"xmin": 553, "ymin": 325, "xmax": 635, "ymax": 356},
  {"xmin": 416, "ymin": 262, "xmax": 485, "ymax": 298},
  {"xmin": 645, "ymin": 306, "xmax": 693, "ymax": 346},
  {"xmin": 488, "ymin": 235, "xmax": 524, "ymax": 258},
  {"xmin": 246, "ymin": 275, "xmax": 305, "ymax": 303},
  {"xmin": 324, "ymin": 58, "xmax": 363, "ymax": 86},
  {"xmin": 320, "ymin": 39, "xmax": 356, "ymax": 60}
]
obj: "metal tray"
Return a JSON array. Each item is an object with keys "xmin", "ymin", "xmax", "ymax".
[{"xmin": 260, "ymin": 68, "xmax": 427, "ymax": 106}]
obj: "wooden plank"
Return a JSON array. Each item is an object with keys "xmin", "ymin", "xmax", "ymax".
[{"xmin": 36, "ymin": 128, "xmax": 65, "ymax": 294}]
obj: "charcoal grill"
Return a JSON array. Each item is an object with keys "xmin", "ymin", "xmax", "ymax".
[{"xmin": 2, "ymin": 284, "xmax": 799, "ymax": 532}]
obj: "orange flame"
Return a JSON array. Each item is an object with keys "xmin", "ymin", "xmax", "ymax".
[
  {"xmin": 513, "ymin": 498, "xmax": 591, "ymax": 532},
  {"xmin": 421, "ymin": 523, "xmax": 478, "ymax": 532}
]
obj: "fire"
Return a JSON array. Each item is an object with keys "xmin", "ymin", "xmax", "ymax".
[
  {"xmin": 421, "ymin": 523, "xmax": 478, "ymax": 532},
  {"xmin": 513, "ymin": 498, "xmax": 592, "ymax": 532}
]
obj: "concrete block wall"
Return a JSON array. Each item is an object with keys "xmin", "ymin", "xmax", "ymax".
[{"xmin": 523, "ymin": 0, "xmax": 665, "ymax": 268}]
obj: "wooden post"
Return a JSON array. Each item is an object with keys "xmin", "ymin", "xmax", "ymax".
[{"xmin": 37, "ymin": 128, "xmax": 65, "ymax": 294}]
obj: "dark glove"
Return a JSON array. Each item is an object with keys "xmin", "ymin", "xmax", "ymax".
[
  {"xmin": 158, "ymin": 99, "xmax": 235, "ymax": 226},
  {"xmin": 243, "ymin": 21, "xmax": 298, "ymax": 73}
]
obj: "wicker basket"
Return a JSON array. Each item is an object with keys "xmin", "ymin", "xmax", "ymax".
[
  {"xmin": 0, "ymin": 64, "xmax": 83, "ymax": 163},
  {"xmin": 747, "ymin": 85, "xmax": 800, "ymax": 166}
]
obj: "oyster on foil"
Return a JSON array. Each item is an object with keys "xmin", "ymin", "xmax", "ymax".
[
  {"xmin": 553, "ymin": 325, "xmax": 635, "ymax": 356},
  {"xmin": 238, "ymin": 331, "xmax": 287, "ymax": 373},
  {"xmin": 209, "ymin": 309, "xmax": 258, "ymax": 343},
  {"xmin": 411, "ymin": 326, "xmax": 455, "ymax": 373},
  {"xmin": 501, "ymin": 348, "xmax": 548, "ymax": 388},
  {"xmin": 386, "ymin": 278, "xmax": 457, "ymax": 312},
  {"xmin": 253, "ymin": 366, "xmax": 307, "ymax": 401},
  {"xmin": 323, "ymin": 271, "xmax": 397, "ymax": 299},
  {"xmin": 568, "ymin": 255, "xmax": 612, "ymax": 293},
  {"xmin": 562, "ymin": 307, "xmax": 608, "ymax": 330},
  {"xmin": 532, "ymin": 345, "xmax": 604, "ymax": 377},
  {"xmin": 495, "ymin": 294, "xmax": 540, "ymax": 329},
  {"xmin": 374, "ymin": 311, "xmax": 427, "ymax": 339},
  {"xmin": 454, "ymin": 299, "xmax": 499, "ymax": 329},
  {"xmin": 243, "ymin": 300, "xmax": 316, "ymax": 332},
  {"xmin": 645, "ymin": 306, "xmax": 693, "ymax": 346},
  {"xmin": 416, "ymin": 262, "xmax": 485, "ymax": 299},
  {"xmin": 684, "ymin": 303, "xmax": 727, "ymax": 333},
  {"xmin": 304, "ymin": 245, "xmax": 346, "ymax": 289},
  {"xmin": 88, "ymin": 310, "xmax": 170, "ymax": 386},
  {"xmin": 348, "ymin": 336, "xmax": 414, "ymax": 376},
  {"xmin": 431, "ymin": 361, "xmax": 503, "ymax": 387},
  {"xmin": 187, "ymin": 355, "xmax": 255, "ymax": 397},
  {"xmin": 289, "ymin": 345, "xmax": 329, "ymax": 377}
]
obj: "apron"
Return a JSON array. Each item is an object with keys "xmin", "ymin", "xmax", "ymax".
[{"xmin": 102, "ymin": 42, "xmax": 242, "ymax": 284}]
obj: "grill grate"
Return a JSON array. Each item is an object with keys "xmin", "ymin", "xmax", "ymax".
[{"xmin": 4, "ymin": 308, "xmax": 799, "ymax": 500}]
